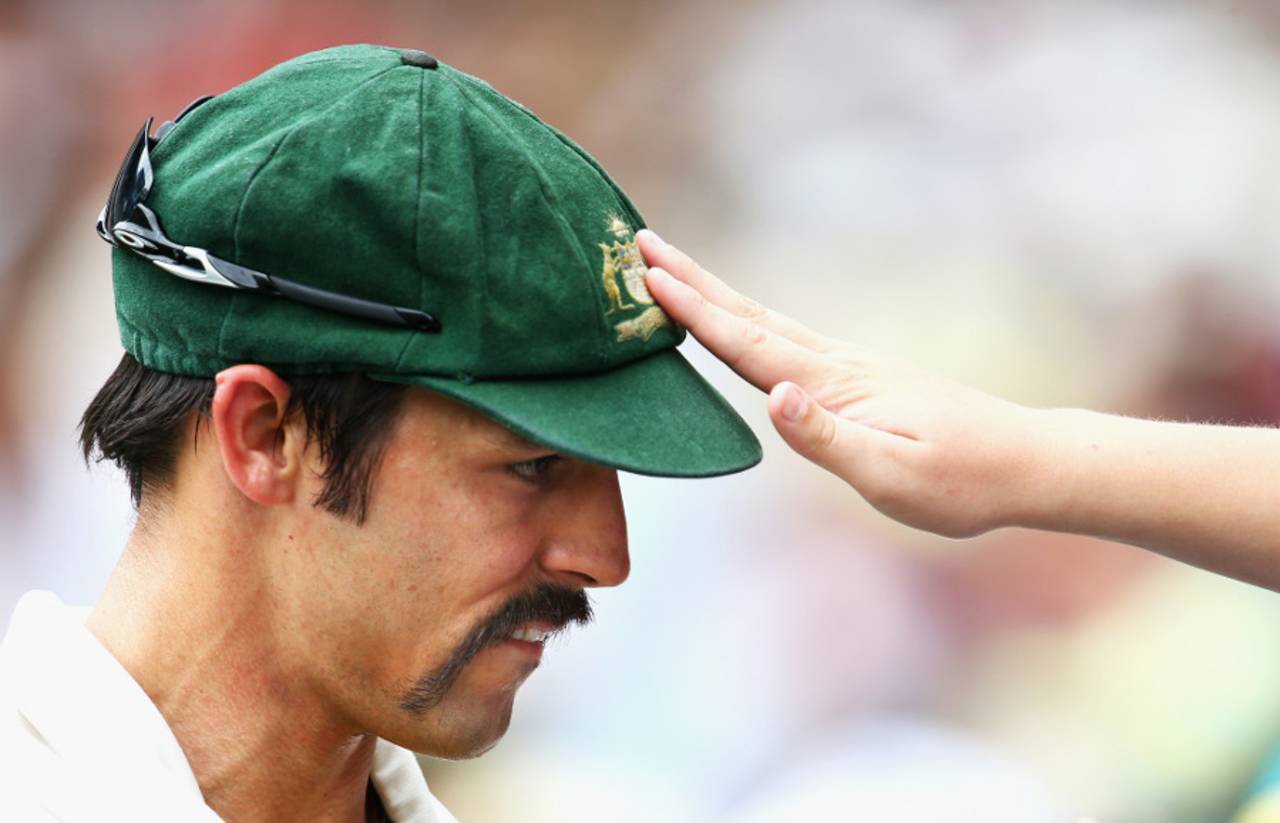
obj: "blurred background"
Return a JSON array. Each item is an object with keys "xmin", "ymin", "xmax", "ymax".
[{"xmin": 5, "ymin": 0, "xmax": 1280, "ymax": 820}]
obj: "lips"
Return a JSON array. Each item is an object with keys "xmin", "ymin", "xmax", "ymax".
[
  {"xmin": 510, "ymin": 626, "xmax": 553, "ymax": 643},
  {"xmin": 480, "ymin": 583, "xmax": 593, "ymax": 650}
]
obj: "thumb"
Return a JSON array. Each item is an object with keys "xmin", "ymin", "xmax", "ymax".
[{"xmin": 768, "ymin": 382, "xmax": 860, "ymax": 483}]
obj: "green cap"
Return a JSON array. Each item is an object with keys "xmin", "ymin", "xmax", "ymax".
[{"xmin": 110, "ymin": 44, "xmax": 761, "ymax": 477}]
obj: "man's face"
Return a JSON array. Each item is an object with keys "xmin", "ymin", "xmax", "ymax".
[{"xmin": 270, "ymin": 388, "xmax": 630, "ymax": 758}]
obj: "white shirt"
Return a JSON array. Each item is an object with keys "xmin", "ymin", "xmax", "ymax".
[{"xmin": 0, "ymin": 591, "xmax": 458, "ymax": 822}]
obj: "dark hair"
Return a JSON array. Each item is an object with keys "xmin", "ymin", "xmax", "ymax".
[{"xmin": 79, "ymin": 353, "xmax": 408, "ymax": 524}]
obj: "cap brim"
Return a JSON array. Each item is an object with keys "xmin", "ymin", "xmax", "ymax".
[{"xmin": 371, "ymin": 348, "xmax": 761, "ymax": 478}]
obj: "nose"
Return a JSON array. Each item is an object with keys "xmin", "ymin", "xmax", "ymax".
[{"xmin": 538, "ymin": 465, "xmax": 630, "ymax": 589}]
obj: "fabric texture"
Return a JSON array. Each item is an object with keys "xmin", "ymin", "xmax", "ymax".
[
  {"xmin": 0, "ymin": 591, "xmax": 457, "ymax": 823},
  {"xmin": 108, "ymin": 43, "xmax": 761, "ymax": 477}
]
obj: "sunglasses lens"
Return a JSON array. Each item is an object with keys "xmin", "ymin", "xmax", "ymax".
[{"xmin": 105, "ymin": 122, "xmax": 153, "ymax": 232}]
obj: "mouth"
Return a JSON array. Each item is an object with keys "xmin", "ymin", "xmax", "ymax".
[
  {"xmin": 400, "ymin": 587, "xmax": 592, "ymax": 715},
  {"xmin": 502, "ymin": 622, "xmax": 560, "ymax": 659},
  {"xmin": 509, "ymin": 625, "xmax": 554, "ymax": 643}
]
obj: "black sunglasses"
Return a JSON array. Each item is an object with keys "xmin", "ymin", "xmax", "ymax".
[{"xmin": 95, "ymin": 100, "xmax": 442, "ymax": 333}]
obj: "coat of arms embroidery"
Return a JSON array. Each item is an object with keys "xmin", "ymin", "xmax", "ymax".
[{"xmin": 599, "ymin": 215, "xmax": 670, "ymax": 343}]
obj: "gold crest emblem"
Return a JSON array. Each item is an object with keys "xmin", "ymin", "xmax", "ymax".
[{"xmin": 599, "ymin": 214, "xmax": 670, "ymax": 343}]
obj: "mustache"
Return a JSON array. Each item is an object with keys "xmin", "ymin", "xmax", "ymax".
[{"xmin": 399, "ymin": 583, "xmax": 593, "ymax": 714}]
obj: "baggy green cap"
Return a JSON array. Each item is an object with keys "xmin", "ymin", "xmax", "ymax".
[{"xmin": 110, "ymin": 44, "xmax": 760, "ymax": 477}]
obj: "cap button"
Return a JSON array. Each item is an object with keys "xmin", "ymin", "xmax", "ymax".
[{"xmin": 399, "ymin": 49, "xmax": 438, "ymax": 69}]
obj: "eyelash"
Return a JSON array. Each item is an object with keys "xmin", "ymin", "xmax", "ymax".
[{"xmin": 508, "ymin": 455, "xmax": 562, "ymax": 484}]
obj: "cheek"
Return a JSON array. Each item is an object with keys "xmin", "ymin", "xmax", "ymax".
[
  {"xmin": 333, "ymin": 480, "xmax": 539, "ymax": 676},
  {"xmin": 370, "ymin": 466, "xmax": 543, "ymax": 590}
]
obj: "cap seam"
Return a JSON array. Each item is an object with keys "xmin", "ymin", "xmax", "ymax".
[
  {"xmin": 220, "ymin": 132, "xmax": 290, "ymax": 360},
  {"xmin": 151, "ymin": 56, "xmax": 388, "ymax": 166},
  {"xmin": 394, "ymin": 69, "xmax": 429, "ymax": 372},
  {"xmin": 442, "ymin": 72, "xmax": 491, "ymax": 376},
  {"xmin": 285, "ymin": 55, "xmax": 376, "ymax": 68},
  {"xmin": 543, "ymin": 123, "xmax": 646, "ymax": 231},
  {"xmin": 472, "ymin": 82, "xmax": 646, "ymax": 230},
  {"xmin": 449, "ymin": 76, "xmax": 609, "ymax": 368},
  {"xmin": 221, "ymin": 62, "xmax": 402, "ymax": 361},
  {"xmin": 228, "ymin": 61, "xmax": 403, "ymax": 264}
]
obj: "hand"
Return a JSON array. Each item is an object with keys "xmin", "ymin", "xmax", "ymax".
[{"xmin": 638, "ymin": 229, "xmax": 1051, "ymax": 539}]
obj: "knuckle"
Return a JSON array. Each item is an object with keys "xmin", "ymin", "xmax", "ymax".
[
  {"xmin": 832, "ymin": 346, "xmax": 870, "ymax": 370},
  {"xmin": 736, "ymin": 294, "xmax": 769, "ymax": 322},
  {"xmin": 807, "ymin": 336, "xmax": 837, "ymax": 355},
  {"xmin": 812, "ymin": 413, "xmax": 839, "ymax": 452},
  {"xmin": 739, "ymin": 319, "xmax": 769, "ymax": 350},
  {"xmin": 727, "ymin": 320, "xmax": 769, "ymax": 369}
]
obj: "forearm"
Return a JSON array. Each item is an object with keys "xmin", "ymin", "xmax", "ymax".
[{"xmin": 1015, "ymin": 408, "xmax": 1280, "ymax": 589}]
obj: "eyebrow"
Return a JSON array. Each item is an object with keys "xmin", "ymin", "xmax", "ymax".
[{"xmin": 487, "ymin": 426, "xmax": 549, "ymax": 453}]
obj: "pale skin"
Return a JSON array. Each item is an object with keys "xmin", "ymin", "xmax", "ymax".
[
  {"xmin": 637, "ymin": 229, "xmax": 1280, "ymax": 592},
  {"xmin": 86, "ymin": 366, "xmax": 629, "ymax": 823}
]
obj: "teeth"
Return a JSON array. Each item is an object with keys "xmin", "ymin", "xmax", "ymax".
[{"xmin": 511, "ymin": 627, "xmax": 550, "ymax": 642}]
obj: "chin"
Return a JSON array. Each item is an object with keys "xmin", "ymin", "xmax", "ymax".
[
  {"xmin": 439, "ymin": 732, "xmax": 505, "ymax": 761},
  {"xmin": 400, "ymin": 695, "xmax": 515, "ymax": 760}
]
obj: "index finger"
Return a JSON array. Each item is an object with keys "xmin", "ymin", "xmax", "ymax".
[
  {"xmin": 646, "ymin": 266, "xmax": 827, "ymax": 393},
  {"xmin": 636, "ymin": 229, "xmax": 837, "ymax": 353}
]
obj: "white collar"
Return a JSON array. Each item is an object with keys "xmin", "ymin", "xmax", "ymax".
[{"xmin": 0, "ymin": 591, "xmax": 456, "ymax": 822}]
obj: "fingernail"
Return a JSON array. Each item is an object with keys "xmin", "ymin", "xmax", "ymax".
[
  {"xmin": 641, "ymin": 228, "xmax": 667, "ymax": 248},
  {"xmin": 647, "ymin": 266, "xmax": 672, "ymax": 284},
  {"xmin": 781, "ymin": 383, "xmax": 806, "ymax": 422}
]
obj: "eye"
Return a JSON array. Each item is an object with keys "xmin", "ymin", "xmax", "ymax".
[{"xmin": 508, "ymin": 455, "xmax": 562, "ymax": 484}]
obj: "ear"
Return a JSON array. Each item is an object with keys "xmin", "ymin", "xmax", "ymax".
[{"xmin": 211, "ymin": 365, "xmax": 300, "ymax": 508}]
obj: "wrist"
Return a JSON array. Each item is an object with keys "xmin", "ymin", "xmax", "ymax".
[{"xmin": 998, "ymin": 405, "xmax": 1088, "ymax": 532}]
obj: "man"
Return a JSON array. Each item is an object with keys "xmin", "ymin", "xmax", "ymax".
[{"xmin": 0, "ymin": 45, "xmax": 760, "ymax": 821}]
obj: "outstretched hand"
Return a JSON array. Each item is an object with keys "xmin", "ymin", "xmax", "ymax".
[{"xmin": 638, "ymin": 229, "xmax": 1051, "ymax": 539}]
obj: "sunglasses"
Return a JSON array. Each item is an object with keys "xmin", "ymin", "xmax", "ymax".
[{"xmin": 95, "ymin": 98, "xmax": 442, "ymax": 333}]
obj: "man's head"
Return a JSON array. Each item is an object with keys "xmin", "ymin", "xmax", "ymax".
[
  {"xmin": 82, "ymin": 356, "xmax": 625, "ymax": 757},
  {"xmin": 87, "ymin": 44, "xmax": 759, "ymax": 758}
]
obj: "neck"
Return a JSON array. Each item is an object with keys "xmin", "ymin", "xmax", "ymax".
[{"xmin": 87, "ymin": 508, "xmax": 377, "ymax": 823}]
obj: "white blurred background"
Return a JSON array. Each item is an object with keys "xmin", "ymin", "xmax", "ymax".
[{"xmin": 5, "ymin": 1, "xmax": 1280, "ymax": 820}]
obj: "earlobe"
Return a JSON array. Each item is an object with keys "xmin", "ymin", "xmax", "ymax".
[{"xmin": 211, "ymin": 365, "xmax": 299, "ymax": 508}]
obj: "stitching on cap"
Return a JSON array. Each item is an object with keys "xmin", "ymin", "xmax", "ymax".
[
  {"xmin": 218, "ymin": 132, "xmax": 288, "ymax": 360},
  {"xmin": 219, "ymin": 63, "xmax": 402, "ymax": 361},
  {"xmin": 229, "ymin": 62, "xmax": 404, "ymax": 262},
  {"xmin": 444, "ymin": 72, "xmax": 491, "ymax": 373},
  {"xmin": 483, "ymin": 80, "xmax": 647, "ymax": 233},
  {"xmin": 394, "ymin": 70, "xmax": 428, "ymax": 372},
  {"xmin": 118, "ymin": 312, "xmax": 223, "ymax": 375},
  {"xmin": 450, "ymin": 77, "xmax": 607, "ymax": 366},
  {"xmin": 544, "ymin": 121, "xmax": 645, "ymax": 230},
  {"xmin": 230, "ymin": 134, "xmax": 290, "ymax": 269}
]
